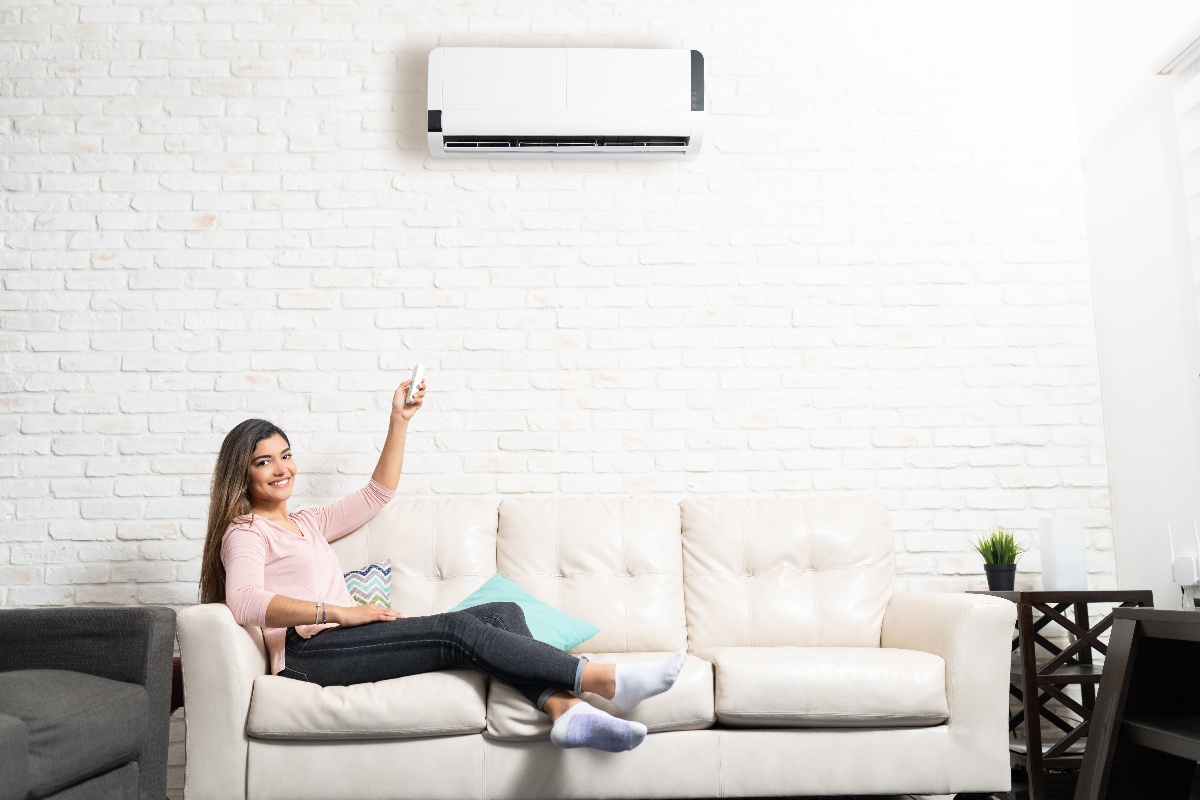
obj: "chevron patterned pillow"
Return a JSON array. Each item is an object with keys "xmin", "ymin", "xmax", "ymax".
[{"xmin": 343, "ymin": 560, "xmax": 392, "ymax": 608}]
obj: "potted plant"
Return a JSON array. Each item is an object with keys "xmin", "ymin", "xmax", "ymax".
[{"xmin": 972, "ymin": 528, "xmax": 1027, "ymax": 591}]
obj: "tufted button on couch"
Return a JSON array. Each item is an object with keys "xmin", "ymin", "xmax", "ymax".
[{"xmin": 178, "ymin": 496, "xmax": 1016, "ymax": 800}]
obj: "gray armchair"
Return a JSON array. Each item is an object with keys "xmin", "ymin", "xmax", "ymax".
[{"xmin": 0, "ymin": 607, "xmax": 176, "ymax": 800}]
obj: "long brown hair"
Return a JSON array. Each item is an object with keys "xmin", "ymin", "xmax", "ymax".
[{"xmin": 199, "ymin": 419, "xmax": 291, "ymax": 605}]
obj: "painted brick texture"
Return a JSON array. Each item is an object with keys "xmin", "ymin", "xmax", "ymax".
[
  {"xmin": 0, "ymin": 0, "xmax": 1116, "ymax": 596},
  {"xmin": 1, "ymin": 0, "xmax": 1108, "ymax": 793}
]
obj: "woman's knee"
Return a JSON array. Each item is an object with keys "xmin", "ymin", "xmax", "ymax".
[
  {"xmin": 493, "ymin": 601, "xmax": 526, "ymax": 626},
  {"xmin": 495, "ymin": 600, "xmax": 523, "ymax": 616},
  {"xmin": 469, "ymin": 601, "xmax": 527, "ymax": 628}
]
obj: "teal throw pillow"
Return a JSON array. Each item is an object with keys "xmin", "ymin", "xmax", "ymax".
[{"xmin": 449, "ymin": 574, "xmax": 599, "ymax": 651}]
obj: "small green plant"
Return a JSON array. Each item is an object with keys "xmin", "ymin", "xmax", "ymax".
[{"xmin": 971, "ymin": 528, "xmax": 1028, "ymax": 565}]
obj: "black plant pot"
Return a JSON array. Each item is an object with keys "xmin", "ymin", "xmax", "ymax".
[{"xmin": 984, "ymin": 563, "xmax": 1016, "ymax": 591}]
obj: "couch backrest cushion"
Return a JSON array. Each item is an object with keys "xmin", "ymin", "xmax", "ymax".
[
  {"xmin": 496, "ymin": 497, "xmax": 686, "ymax": 653},
  {"xmin": 681, "ymin": 497, "xmax": 895, "ymax": 650},
  {"xmin": 329, "ymin": 498, "xmax": 498, "ymax": 616}
]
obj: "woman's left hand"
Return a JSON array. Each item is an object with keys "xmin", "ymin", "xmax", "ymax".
[{"xmin": 392, "ymin": 378, "xmax": 426, "ymax": 420}]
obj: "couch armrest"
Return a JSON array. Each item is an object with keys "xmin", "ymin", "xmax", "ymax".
[
  {"xmin": 178, "ymin": 603, "xmax": 269, "ymax": 800},
  {"xmin": 881, "ymin": 591, "xmax": 1016, "ymax": 794},
  {"xmin": 0, "ymin": 606, "xmax": 176, "ymax": 800}
]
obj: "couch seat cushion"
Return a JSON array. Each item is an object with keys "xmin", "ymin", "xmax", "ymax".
[
  {"xmin": 0, "ymin": 713, "xmax": 28, "ymax": 800},
  {"xmin": 246, "ymin": 669, "xmax": 487, "ymax": 739},
  {"xmin": 701, "ymin": 646, "xmax": 948, "ymax": 728},
  {"xmin": 0, "ymin": 669, "xmax": 147, "ymax": 799},
  {"xmin": 485, "ymin": 652, "xmax": 714, "ymax": 740}
]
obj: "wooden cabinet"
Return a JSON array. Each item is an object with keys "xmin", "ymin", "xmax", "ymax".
[{"xmin": 1076, "ymin": 608, "xmax": 1200, "ymax": 799}]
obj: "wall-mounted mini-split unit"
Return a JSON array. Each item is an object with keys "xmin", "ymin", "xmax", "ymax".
[{"xmin": 427, "ymin": 47, "xmax": 704, "ymax": 160}]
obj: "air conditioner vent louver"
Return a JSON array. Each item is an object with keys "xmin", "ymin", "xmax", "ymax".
[
  {"xmin": 428, "ymin": 48, "xmax": 704, "ymax": 160},
  {"xmin": 444, "ymin": 135, "xmax": 691, "ymax": 150}
]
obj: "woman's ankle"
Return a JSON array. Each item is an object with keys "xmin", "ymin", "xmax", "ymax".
[
  {"xmin": 542, "ymin": 692, "xmax": 581, "ymax": 721},
  {"xmin": 579, "ymin": 662, "xmax": 617, "ymax": 699}
]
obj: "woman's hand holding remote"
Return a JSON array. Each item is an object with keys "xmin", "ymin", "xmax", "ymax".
[{"xmin": 393, "ymin": 376, "xmax": 426, "ymax": 421}]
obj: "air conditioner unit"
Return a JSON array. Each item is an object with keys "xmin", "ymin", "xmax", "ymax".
[{"xmin": 427, "ymin": 47, "xmax": 704, "ymax": 160}]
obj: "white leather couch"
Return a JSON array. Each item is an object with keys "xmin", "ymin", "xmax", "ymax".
[{"xmin": 178, "ymin": 496, "xmax": 1017, "ymax": 800}]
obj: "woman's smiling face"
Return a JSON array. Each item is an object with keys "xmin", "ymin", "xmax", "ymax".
[{"xmin": 246, "ymin": 434, "xmax": 295, "ymax": 506}]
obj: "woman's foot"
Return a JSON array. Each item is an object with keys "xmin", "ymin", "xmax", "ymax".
[
  {"xmin": 610, "ymin": 651, "xmax": 687, "ymax": 712},
  {"xmin": 549, "ymin": 702, "xmax": 647, "ymax": 752}
]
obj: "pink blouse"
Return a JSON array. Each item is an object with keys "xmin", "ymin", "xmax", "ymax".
[{"xmin": 221, "ymin": 480, "xmax": 395, "ymax": 676}]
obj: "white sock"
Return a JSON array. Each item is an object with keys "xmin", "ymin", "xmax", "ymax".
[
  {"xmin": 609, "ymin": 651, "xmax": 687, "ymax": 712},
  {"xmin": 550, "ymin": 702, "xmax": 647, "ymax": 752}
]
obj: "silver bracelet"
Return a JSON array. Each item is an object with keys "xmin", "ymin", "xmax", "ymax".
[{"xmin": 314, "ymin": 602, "xmax": 319, "ymax": 625}]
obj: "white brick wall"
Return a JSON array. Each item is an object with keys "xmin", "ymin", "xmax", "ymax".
[
  {"xmin": 2, "ymin": 0, "xmax": 1111, "ymax": 794},
  {"xmin": 1175, "ymin": 60, "xmax": 1200, "ymax": 325}
]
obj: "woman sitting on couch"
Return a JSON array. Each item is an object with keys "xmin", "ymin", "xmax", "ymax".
[{"xmin": 196, "ymin": 375, "xmax": 685, "ymax": 753}]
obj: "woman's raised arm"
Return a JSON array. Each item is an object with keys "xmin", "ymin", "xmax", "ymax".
[{"xmin": 371, "ymin": 377, "xmax": 425, "ymax": 491}]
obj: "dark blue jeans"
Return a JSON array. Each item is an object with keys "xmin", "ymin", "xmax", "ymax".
[{"xmin": 279, "ymin": 602, "xmax": 584, "ymax": 709}]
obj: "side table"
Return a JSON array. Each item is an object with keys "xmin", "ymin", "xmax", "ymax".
[
  {"xmin": 1075, "ymin": 607, "xmax": 1200, "ymax": 799},
  {"xmin": 971, "ymin": 590, "xmax": 1153, "ymax": 800}
]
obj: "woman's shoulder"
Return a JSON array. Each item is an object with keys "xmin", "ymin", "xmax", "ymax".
[
  {"xmin": 228, "ymin": 513, "xmax": 258, "ymax": 529},
  {"xmin": 222, "ymin": 516, "xmax": 267, "ymax": 544}
]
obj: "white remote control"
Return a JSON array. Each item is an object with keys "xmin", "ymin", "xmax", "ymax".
[{"xmin": 406, "ymin": 363, "xmax": 424, "ymax": 404}]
